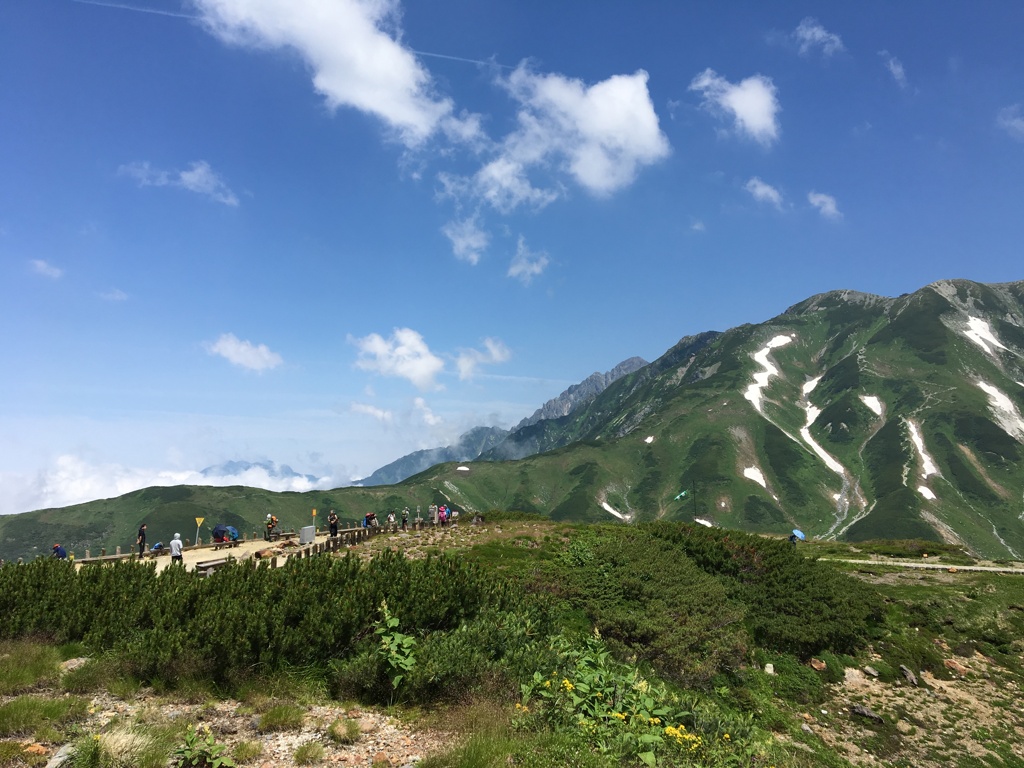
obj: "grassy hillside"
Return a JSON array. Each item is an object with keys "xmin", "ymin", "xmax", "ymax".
[{"xmin": 3, "ymin": 278, "xmax": 1024, "ymax": 562}]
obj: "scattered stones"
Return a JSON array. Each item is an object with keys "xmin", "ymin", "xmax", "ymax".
[
  {"xmin": 900, "ymin": 665, "xmax": 919, "ymax": 686},
  {"xmin": 59, "ymin": 657, "xmax": 90, "ymax": 674},
  {"xmin": 863, "ymin": 666, "xmax": 880, "ymax": 678},
  {"xmin": 944, "ymin": 659, "xmax": 970, "ymax": 675},
  {"xmin": 850, "ymin": 704, "xmax": 884, "ymax": 723},
  {"xmin": 764, "ymin": 663, "xmax": 775, "ymax": 675},
  {"xmin": 810, "ymin": 658, "xmax": 827, "ymax": 672}
]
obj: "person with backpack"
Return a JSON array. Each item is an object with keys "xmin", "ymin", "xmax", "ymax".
[
  {"xmin": 51, "ymin": 543, "xmax": 67, "ymax": 559},
  {"xmin": 137, "ymin": 523, "xmax": 147, "ymax": 556},
  {"xmin": 266, "ymin": 514, "xmax": 279, "ymax": 540},
  {"xmin": 401, "ymin": 507, "xmax": 409, "ymax": 531},
  {"xmin": 327, "ymin": 509, "xmax": 339, "ymax": 538}
]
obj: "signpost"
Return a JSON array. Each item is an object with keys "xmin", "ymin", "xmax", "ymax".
[{"xmin": 195, "ymin": 517, "xmax": 204, "ymax": 547}]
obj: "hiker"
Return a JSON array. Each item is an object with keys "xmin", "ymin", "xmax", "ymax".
[
  {"xmin": 169, "ymin": 533, "xmax": 184, "ymax": 563},
  {"xmin": 451, "ymin": 508, "xmax": 459, "ymax": 526},
  {"xmin": 788, "ymin": 533, "xmax": 799, "ymax": 547},
  {"xmin": 328, "ymin": 509, "xmax": 339, "ymax": 538},
  {"xmin": 266, "ymin": 514, "xmax": 279, "ymax": 540},
  {"xmin": 401, "ymin": 507, "xmax": 409, "ymax": 531},
  {"xmin": 51, "ymin": 543, "xmax": 67, "ymax": 559},
  {"xmin": 438, "ymin": 505, "xmax": 447, "ymax": 527},
  {"xmin": 386, "ymin": 510, "xmax": 396, "ymax": 530},
  {"xmin": 137, "ymin": 523, "xmax": 147, "ymax": 556}
]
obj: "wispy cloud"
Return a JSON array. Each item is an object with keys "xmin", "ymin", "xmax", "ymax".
[
  {"xmin": 70, "ymin": 0, "xmax": 198, "ymax": 19},
  {"xmin": 120, "ymin": 160, "xmax": 239, "ymax": 206},
  {"xmin": 206, "ymin": 333, "xmax": 283, "ymax": 371},
  {"xmin": 997, "ymin": 105, "xmax": 1024, "ymax": 141},
  {"xmin": 30, "ymin": 259, "xmax": 63, "ymax": 279},
  {"xmin": 193, "ymin": 0, "xmax": 477, "ymax": 148},
  {"xmin": 691, "ymin": 219, "xmax": 706, "ymax": 232},
  {"xmin": 879, "ymin": 51, "xmax": 908, "ymax": 89},
  {"xmin": 808, "ymin": 191, "xmax": 842, "ymax": 219},
  {"xmin": 351, "ymin": 327, "xmax": 445, "ymax": 390},
  {"xmin": 793, "ymin": 18, "xmax": 844, "ymax": 57},
  {"xmin": 744, "ymin": 177, "xmax": 783, "ymax": 209},
  {"xmin": 413, "ymin": 397, "xmax": 442, "ymax": 426},
  {"xmin": 351, "ymin": 402, "xmax": 394, "ymax": 423},
  {"xmin": 100, "ymin": 288, "xmax": 128, "ymax": 301},
  {"xmin": 442, "ymin": 215, "xmax": 490, "ymax": 265},
  {"xmin": 690, "ymin": 69, "xmax": 780, "ymax": 146},
  {"xmin": 507, "ymin": 236, "xmax": 549, "ymax": 285},
  {"xmin": 456, "ymin": 338, "xmax": 511, "ymax": 380}
]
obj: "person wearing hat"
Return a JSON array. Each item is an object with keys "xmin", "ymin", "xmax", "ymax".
[
  {"xmin": 51, "ymin": 543, "xmax": 67, "ymax": 559},
  {"xmin": 265, "ymin": 513, "xmax": 279, "ymax": 540},
  {"xmin": 327, "ymin": 509, "xmax": 339, "ymax": 538},
  {"xmin": 169, "ymin": 533, "xmax": 184, "ymax": 563}
]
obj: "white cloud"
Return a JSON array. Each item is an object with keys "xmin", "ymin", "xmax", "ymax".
[
  {"xmin": 442, "ymin": 214, "xmax": 490, "ymax": 265},
  {"xmin": 120, "ymin": 160, "xmax": 239, "ymax": 206},
  {"xmin": 507, "ymin": 236, "xmax": 549, "ymax": 284},
  {"xmin": 808, "ymin": 191, "xmax": 842, "ymax": 219},
  {"xmin": 997, "ymin": 105, "xmax": 1024, "ymax": 141},
  {"xmin": 194, "ymin": 0, "xmax": 471, "ymax": 148},
  {"xmin": 0, "ymin": 454, "xmax": 330, "ymax": 518},
  {"xmin": 455, "ymin": 337, "xmax": 511, "ymax": 380},
  {"xmin": 745, "ymin": 177, "xmax": 783, "ymax": 209},
  {"xmin": 501, "ymin": 65, "xmax": 671, "ymax": 197},
  {"xmin": 413, "ymin": 397, "xmax": 442, "ymax": 426},
  {"xmin": 100, "ymin": 288, "xmax": 128, "ymax": 301},
  {"xmin": 793, "ymin": 18, "xmax": 844, "ymax": 57},
  {"xmin": 351, "ymin": 327, "xmax": 445, "ymax": 390},
  {"xmin": 472, "ymin": 157, "xmax": 559, "ymax": 213},
  {"xmin": 351, "ymin": 402, "xmax": 394, "ymax": 423},
  {"xmin": 691, "ymin": 219, "xmax": 706, "ymax": 232},
  {"xmin": 879, "ymin": 51, "xmax": 908, "ymax": 89},
  {"xmin": 30, "ymin": 259, "xmax": 63, "ymax": 279},
  {"xmin": 689, "ymin": 69, "xmax": 780, "ymax": 146},
  {"xmin": 206, "ymin": 332, "xmax": 284, "ymax": 371}
]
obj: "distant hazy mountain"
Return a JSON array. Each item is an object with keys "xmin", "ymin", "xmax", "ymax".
[
  {"xmin": 356, "ymin": 426, "xmax": 508, "ymax": 486},
  {"xmin": 6, "ymin": 278, "xmax": 1024, "ymax": 561},
  {"xmin": 200, "ymin": 460, "xmax": 320, "ymax": 484},
  {"xmin": 358, "ymin": 356, "xmax": 650, "ymax": 483}
]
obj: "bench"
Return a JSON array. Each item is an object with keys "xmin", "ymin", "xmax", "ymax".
[
  {"xmin": 268, "ymin": 531, "xmax": 297, "ymax": 542},
  {"xmin": 195, "ymin": 557, "xmax": 230, "ymax": 577},
  {"xmin": 212, "ymin": 540, "xmax": 240, "ymax": 551}
]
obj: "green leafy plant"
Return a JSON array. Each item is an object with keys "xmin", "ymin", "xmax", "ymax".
[
  {"xmin": 172, "ymin": 724, "xmax": 236, "ymax": 768},
  {"xmin": 293, "ymin": 740, "xmax": 325, "ymax": 765},
  {"xmin": 374, "ymin": 600, "xmax": 417, "ymax": 691}
]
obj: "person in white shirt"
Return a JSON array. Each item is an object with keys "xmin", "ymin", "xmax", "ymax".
[{"xmin": 169, "ymin": 533, "xmax": 184, "ymax": 563}]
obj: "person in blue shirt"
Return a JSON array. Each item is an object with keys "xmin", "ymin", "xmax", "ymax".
[{"xmin": 52, "ymin": 544, "xmax": 67, "ymax": 559}]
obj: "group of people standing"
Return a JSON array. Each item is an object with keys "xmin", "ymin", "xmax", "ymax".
[{"xmin": 136, "ymin": 523, "xmax": 184, "ymax": 563}]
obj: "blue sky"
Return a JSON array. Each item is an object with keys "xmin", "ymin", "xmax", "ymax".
[{"xmin": 1, "ymin": 0, "xmax": 1023, "ymax": 515}]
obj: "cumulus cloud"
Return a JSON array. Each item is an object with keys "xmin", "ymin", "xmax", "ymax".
[
  {"xmin": 351, "ymin": 402, "xmax": 394, "ymax": 423},
  {"xmin": 120, "ymin": 160, "xmax": 239, "ymax": 206},
  {"xmin": 194, "ymin": 0, "xmax": 473, "ymax": 147},
  {"xmin": 413, "ymin": 396, "xmax": 442, "ymax": 426},
  {"xmin": 879, "ymin": 51, "xmax": 908, "ymax": 89},
  {"xmin": 997, "ymin": 105, "xmax": 1024, "ymax": 141},
  {"xmin": 456, "ymin": 338, "xmax": 511, "ymax": 380},
  {"xmin": 808, "ymin": 191, "xmax": 842, "ymax": 219},
  {"xmin": 690, "ymin": 69, "xmax": 780, "ymax": 146},
  {"xmin": 501, "ymin": 65, "xmax": 671, "ymax": 196},
  {"xmin": 351, "ymin": 327, "xmax": 445, "ymax": 390},
  {"xmin": 793, "ymin": 18, "xmax": 844, "ymax": 57},
  {"xmin": 30, "ymin": 259, "xmax": 63, "ymax": 279},
  {"xmin": 442, "ymin": 214, "xmax": 490, "ymax": 264},
  {"xmin": 507, "ymin": 236, "xmax": 549, "ymax": 284},
  {"xmin": 206, "ymin": 333, "xmax": 284, "ymax": 371},
  {"xmin": 744, "ymin": 177, "xmax": 783, "ymax": 209},
  {"xmin": 0, "ymin": 455, "xmax": 330, "ymax": 517}
]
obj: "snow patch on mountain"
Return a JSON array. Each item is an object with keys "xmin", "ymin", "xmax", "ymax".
[
  {"xmin": 743, "ymin": 466, "xmax": 767, "ymax": 488},
  {"xmin": 907, "ymin": 420, "xmax": 939, "ymax": 478},
  {"xmin": 963, "ymin": 316, "xmax": 1009, "ymax": 355},
  {"xmin": 976, "ymin": 380, "xmax": 1024, "ymax": 441},
  {"xmin": 803, "ymin": 376, "xmax": 821, "ymax": 395},
  {"xmin": 601, "ymin": 501, "xmax": 627, "ymax": 520},
  {"xmin": 918, "ymin": 486, "xmax": 936, "ymax": 500},
  {"xmin": 644, "ymin": 435, "xmax": 655, "ymax": 444},
  {"xmin": 799, "ymin": 404, "xmax": 845, "ymax": 475},
  {"xmin": 744, "ymin": 335, "xmax": 793, "ymax": 412},
  {"xmin": 860, "ymin": 395, "xmax": 883, "ymax": 416}
]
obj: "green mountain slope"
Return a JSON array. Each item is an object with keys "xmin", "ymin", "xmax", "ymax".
[{"xmin": 3, "ymin": 278, "xmax": 1023, "ymax": 561}]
